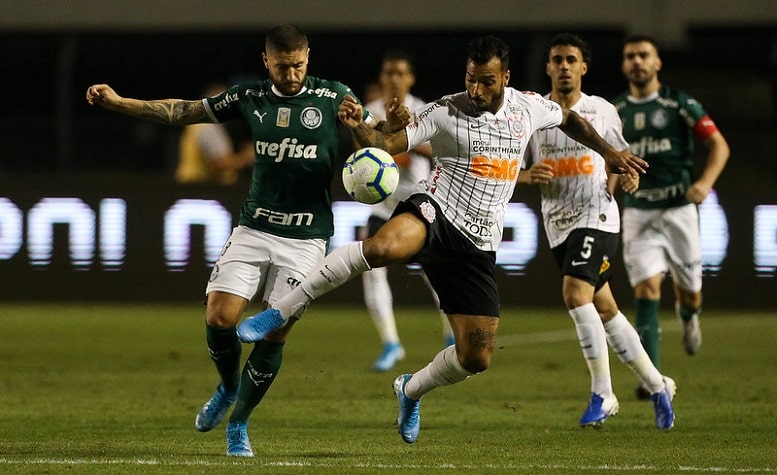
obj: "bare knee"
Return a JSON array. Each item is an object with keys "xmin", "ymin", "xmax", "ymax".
[
  {"xmin": 677, "ymin": 289, "xmax": 702, "ymax": 309},
  {"xmin": 459, "ymin": 351, "xmax": 492, "ymax": 374},
  {"xmin": 205, "ymin": 291, "xmax": 247, "ymax": 328}
]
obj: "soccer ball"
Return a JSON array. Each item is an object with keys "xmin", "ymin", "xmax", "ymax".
[{"xmin": 342, "ymin": 147, "xmax": 399, "ymax": 204}]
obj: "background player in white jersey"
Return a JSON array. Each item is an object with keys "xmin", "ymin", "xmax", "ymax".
[
  {"xmin": 361, "ymin": 51, "xmax": 454, "ymax": 372},
  {"xmin": 613, "ymin": 36, "xmax": 729, "ymax": 397},
  {"xmin": 520, "ymin": 33, "xmax": 675, "ymax": 429},
  {"xmin": 237, "ymin": 35, "xmax": 648, "ymax": 444},
  {"xmin": 86, "ymin": 24, "xmax": 406, "ymax": 457}
]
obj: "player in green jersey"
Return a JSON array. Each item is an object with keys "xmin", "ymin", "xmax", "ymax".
[
  {"xmin": 86, "ymin": 24, "xmax": 406, "ymax": 457},
  {"xmin": 612, "ymin": 35, "xmax": 729, "ymax": 398}
]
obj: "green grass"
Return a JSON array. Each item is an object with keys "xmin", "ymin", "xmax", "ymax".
[{"xmin": 1, "ymin": 303, "xmax": 776, "ymax": 474}]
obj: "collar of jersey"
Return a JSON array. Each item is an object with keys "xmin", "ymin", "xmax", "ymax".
[{"xmin": 271, "ymin": 85, "xmax": 308, "ymax": 98}]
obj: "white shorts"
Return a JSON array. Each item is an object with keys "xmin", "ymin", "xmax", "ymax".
[
  {"xmin": 621, "ymin": 204, "xmax": 702, "ymax": 292},
  {"xmin": 206, "ymin": 225, "xmax": 327, "ymax": 314}
]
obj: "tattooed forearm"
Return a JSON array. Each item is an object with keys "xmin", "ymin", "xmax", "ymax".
[
  {"xmin": 352, "ymin": 122, "xmax": 387, "ymax": 149},
  {"xmin": 137, "ymin": 100, "xmax": 209, "ymax": 125},
  {"xmin": 468, "ymin": 327, "xmax": 496, "ymax": 351}
]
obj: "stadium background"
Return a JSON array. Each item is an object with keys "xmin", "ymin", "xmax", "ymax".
[{"xmin": 1, "ymin": 0, "xmax": 775, "ymax": 308}]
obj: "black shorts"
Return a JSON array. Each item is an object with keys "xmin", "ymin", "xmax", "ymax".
[
  {"xmin": 392, "ymin": 194, "xmax": 500, "ymax": 317},
  {"xmin": 551, "ymin": 228, "xmax": 618, "ymax": 291}
]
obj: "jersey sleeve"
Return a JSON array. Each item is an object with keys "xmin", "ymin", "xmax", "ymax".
[
  {"xmin": 334, "ymin": 81, "xmax": 374, "ymax": 126},
  {"xmin": 601, "ymin": 101, "xmax": 630, "ymax": 151},
  {"xmin": 405, "ymin": 100, "xmax": 445, "ymax": 151},
  {"xmin": 678, "ymin": 91, "xmax": 719, "ymax": 140},
  {"xmin": 525, "ymin": 92, "xmax": 563, "ymax": 131},
  {"xmin": 203, "ymin": 84, "xmax": 243, "ymax": 123}
]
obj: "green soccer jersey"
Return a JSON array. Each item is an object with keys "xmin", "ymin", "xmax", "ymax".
[
  {"xmin": 613, "ymin": 85, "xmax": 708, "ymax": 209},
  {"xmin": 205, "ymin": 77, "xmax": 365, "ymax": 240}
]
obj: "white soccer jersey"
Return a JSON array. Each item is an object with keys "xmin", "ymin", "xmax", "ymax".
[
  {"xmin": 366, "ymin": 94, "xmax": 431, "ymax": 220},
  {"xmin": 405, "ymin": 88, "xmax": 562, "ymax": 251},
  {"xmin": 525, "ymin": 93, "xmax": 629, "ymax": 248}
]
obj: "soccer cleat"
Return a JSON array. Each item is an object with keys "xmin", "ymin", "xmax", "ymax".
[
  {"xmin": 650, "ymin": 376, "xmax": 676, "ymax": 430},
  {"xmin": 393, "ymin": 374, "xmax": 421, "ymax": 443},
  {"xmin": 195, "ymin": 384, "xmax": 237, "ymax": 432},
  {"xmin": 681, "ymin": 314, "xmax": 702, "ymax": 355},
  {"xmin": 226, "ymin": 421, "xmax": 254, "ymax": 457},
  {"xmin": 236, "ymin": 308, "xmax": 286, "ymax": 343},
  {"xmin": 373, "ymin": 342, "xmax": 405, "ymax": 372},
  {"xmin": 444, "ymin": 335, "xmax": 456, "ymax": 348},
  {"xmin": 579, "ymin": 393, "xmax": 620, "ymax": 427}
]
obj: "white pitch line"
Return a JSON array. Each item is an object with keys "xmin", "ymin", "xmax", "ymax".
[{"xmin": 0, "ymin": 459, "xmax": 774, "ymax": 472}]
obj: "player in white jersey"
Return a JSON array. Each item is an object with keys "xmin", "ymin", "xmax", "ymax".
[
  {"xmin": 520, "ymin": 33, "xmax": 675, "ymax": 429},
  {"xmin": 237, "ymin": 35, "xmax": 648, "ymax": 443},
  {"xmin": 361, "ymin": 51, "xmax": 454, "ymax": 372}
]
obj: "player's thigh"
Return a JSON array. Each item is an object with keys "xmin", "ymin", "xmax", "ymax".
[
  {"xmin": 364, "ymin": 212, "xmax": 427, "ymax": 265},
  {"xmin": 622, "ymin": 208, "xmax": 668, "ymax": 287},
  {"xmin": 663, "ymin": 204, "xmax": 702, "ymax": 292},
  {"xmin": 206, "ymin": 225, "xmax": 271, "ymax": 303},
  {"xmin": 261, "ymin": 235, "xmax": 327, "ymax": 314}
]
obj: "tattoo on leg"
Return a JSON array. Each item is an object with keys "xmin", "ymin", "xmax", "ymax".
[{"xmin": 468, "ymin": 327, "xmax": 496, "ymax": 351}]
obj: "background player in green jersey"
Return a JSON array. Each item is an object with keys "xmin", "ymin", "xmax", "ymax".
[
  {"xmin": 612, "ymin": 35, "xmax": 729, "ymax": 398},
  {"xmin": 86, "ymin": 24, "xmax": 405, "ymax": 457}
]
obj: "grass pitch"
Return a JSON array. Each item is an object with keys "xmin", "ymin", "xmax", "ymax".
[{"xmin": 1, "ymin": 303, "xmax": 775, "ymax": 474}]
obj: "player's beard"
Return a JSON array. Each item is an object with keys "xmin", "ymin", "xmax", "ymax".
[
  {"xmin": 276, "ymin": 72, "xmax": 307, "ymax": 96},
  {"xmin": 627, "ymin": 69, "xmax": 653, "ymax": 88}
]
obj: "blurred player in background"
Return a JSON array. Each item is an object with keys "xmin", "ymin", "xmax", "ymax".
[
  {"xmin": 361, "ymin": 51, "xmax": 454, "ymax": 372},
  {"xmin": 237, "ymin": 35, "xmax": 647, "ymax": 444},
  {"xmin": 520, "ymin": 33, "xmax": 675, "ymax": 429},
  {"xmin": 613, "ymin": 35, "xmax": 729, "ymax": 398},
  {"xmin": 86, "ymin": 24, "xmax": 407, "ymax": 457},
  {"xmin": 176, "ymin": 83, "xmax": 254, "ymax": 185}
]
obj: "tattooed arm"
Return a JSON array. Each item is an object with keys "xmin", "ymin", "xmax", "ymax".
[
  {"xmin": 85, "ymin": 84, "xmax": 211, "ymax": 125},
  {"xmin": 338, "ymin": 94, "xmax": 409, "ymax": 155}
]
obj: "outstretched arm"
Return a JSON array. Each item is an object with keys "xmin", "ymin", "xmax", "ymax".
[
  {"xmin": 85, "ymin": 84, "xmax": 211, "ymax": 125},
  {"xmin": 559, "ymin": 109, "xmax": 648, "ymax": 177}
]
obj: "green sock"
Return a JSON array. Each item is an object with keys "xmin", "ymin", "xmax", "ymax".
[
  {"xmin": 229, "ymin": 340, "xmax": 285, "ymax": 423},
  {"xmin": 635, "ymin": 298, "xmax": 661, "ymax": 368},
  {"xmin": 205, "ymin": 324, "xmax": 242, "ymax": 392},
  {"xmin": 678, "ymin": 305, "xmax": 701, "ymax": 323}
]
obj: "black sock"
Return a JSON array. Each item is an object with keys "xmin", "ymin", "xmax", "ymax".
[{"xmin": 205, "ymin": 324, "xmax": 242, "ymax": 392}]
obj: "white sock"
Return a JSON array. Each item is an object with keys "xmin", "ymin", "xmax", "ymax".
[
  {"xmin": 604, "ymin": 311, "xmax": 664, "ymax": 393},
  {"xmin": 362, "ymin": 267, "xmax": 399, "ymax": 344},
  {"xmin": 569, "ymin": 303, "xmax": 612, "ymax": 396},
  {"xmin": 405, "ymin": 345, "xmax": 472, "ymax": 400},
  {"xmin": 275, "ymin": 242, "xmax": 370, "ymax": 319}
]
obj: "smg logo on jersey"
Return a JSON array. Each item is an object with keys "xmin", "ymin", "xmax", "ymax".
[
  {"xmin": 255, "ymin": 138, "xmax": 318, "ymax": 162},
  {"xmin": 628, "ymin": 136, "xmax": 671, "ymax": 156},
  {"xmin": 469, "ymin": 141, "xmax": 522, "ymax": 181}
]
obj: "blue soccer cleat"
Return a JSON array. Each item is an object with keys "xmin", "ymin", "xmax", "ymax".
[
  {"xmin": 443, "ymin": 335, "xmax": 456, "ymax": 348},
  {"xmin": 393, "ymin": 373, "xmax": 421, "ymax": 443},
  {"xmin": 236, "ymin": 308, "xmax": 286, "ymax": 343},
  {"xmin": 226, "ymin": 421, "xmax": 254, "ymax": 457},
  {"xmin": 373, "ymin": 342, "xmax": 405, "ymax": 372},
  {"xmin": 650, "ymin": 376, "xmax": 676, "ymax": 430},
  {"xmin": 579, "ymin": 392, "xmax": 620, "ymax": 427},
  {"xmin": 195, "ymin": 384, "xmax": 237, "ymax": 432}
]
